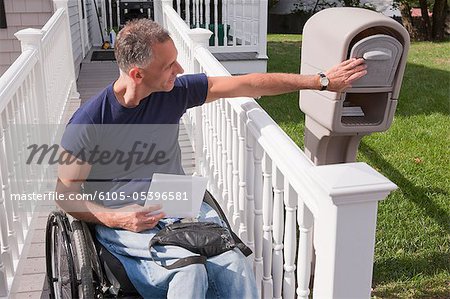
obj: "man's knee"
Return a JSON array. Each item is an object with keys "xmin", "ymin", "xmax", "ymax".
[
  {"xmin": 167, "ymin": 264, "xmax": 208, "ymax": 298},
  {"xmin": 172, "ymin": 263, "xmax": 208, "ymax": 287}
]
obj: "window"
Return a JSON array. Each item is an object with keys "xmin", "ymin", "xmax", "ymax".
[{"xmin": 0, "ymin": 0, "xmax": 7, "ymax": 29}]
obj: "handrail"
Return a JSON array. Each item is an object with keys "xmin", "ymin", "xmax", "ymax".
[{"xmin": 0, "ymin": 50, "xmax": 38, "ymax": 113}]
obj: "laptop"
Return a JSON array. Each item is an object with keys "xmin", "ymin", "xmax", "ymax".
[{"xmin": 144, "ymin": 173, "xmax": 208, "ymax": 218}]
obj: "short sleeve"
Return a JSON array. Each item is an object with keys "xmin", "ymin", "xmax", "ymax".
[
  {"xmin": 60, "ymin": 109, "xmax": 98, "ymax": 162},
  {"xmin": 176, "ymin": 73, "xmax": 208, "ymax": 109}
]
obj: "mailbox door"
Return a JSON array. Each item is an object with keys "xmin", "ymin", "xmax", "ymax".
[{"xmin": 350, "ymin": 34, "xmax": 403, "ymax": 88}]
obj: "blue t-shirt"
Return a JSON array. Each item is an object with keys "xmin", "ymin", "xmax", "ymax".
[{"xmin": 61, "ymin": 73, "xmax": 208, "ymax": 207}]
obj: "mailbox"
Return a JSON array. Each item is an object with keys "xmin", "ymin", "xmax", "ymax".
[{"xmin": 299, "ymin": 8, "xmax": 410, "ymax": 165}]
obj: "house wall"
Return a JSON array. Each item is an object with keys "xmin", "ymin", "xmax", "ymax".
[
  {"xmin": 86, "ymin": 0, "xmax": 102, "ymax": 47},
  {"xmin": 0, "ymin": 0, "xmax": 53, "ymax": 76},
  {"xmin": 68, "ymin": 0, "xmax": 83, "ymax": 76}
]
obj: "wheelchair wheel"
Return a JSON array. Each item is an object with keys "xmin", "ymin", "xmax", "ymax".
[
  {"xmin": 45, "ymin": 211, "xmax": 95, "ymax": 298},
  {"xmin": 71, "ymin": 220, "xmax": 95, "ymax": 298}
]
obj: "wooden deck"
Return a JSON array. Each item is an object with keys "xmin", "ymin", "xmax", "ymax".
[{"xmin": 8, "ymin": 57, "xmax": 195, "ymax": 298}]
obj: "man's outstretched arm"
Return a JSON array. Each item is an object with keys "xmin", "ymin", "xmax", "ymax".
[{"xmin": 206, "ymin": 58, "xmax": 367, "ymax": 102}]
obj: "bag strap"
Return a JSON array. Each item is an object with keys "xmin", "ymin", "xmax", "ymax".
[
  {"xmin": 204, "ymin": 191, "xmax": 253, "ymax": 257},
  {"xmin": 161, "ymin": 256, "xmax": 207, "ymax": 270}
]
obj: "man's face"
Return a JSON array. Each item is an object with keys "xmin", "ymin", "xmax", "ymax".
[{"xmin": 140, "ymin": 39, "xmax": 184, "ymax": 92}]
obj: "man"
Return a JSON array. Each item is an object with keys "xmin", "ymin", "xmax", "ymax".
[{"xmin": 56, "ymin": 19, "xmax": 366, "ymax": 298}]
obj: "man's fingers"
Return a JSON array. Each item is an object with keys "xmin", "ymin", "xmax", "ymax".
[
  {"xmin": 342, "ymin": 58, "xmax": 365, "ymax": 70},
  {"xmin": 345, "ymin": 70, "xmax": 367, "ymax": 83}
]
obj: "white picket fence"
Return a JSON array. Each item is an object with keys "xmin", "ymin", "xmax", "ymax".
[
  {"xmin": 155, "ymin": 0, "xmax": 267, "ymax": 57},
  {"xmin": 0, "ymin": 0, "xmax": 77, "ymax": 296},
  {"xmin": 161, "ymin": 2, "xmax": 397, "ymax": 298}
]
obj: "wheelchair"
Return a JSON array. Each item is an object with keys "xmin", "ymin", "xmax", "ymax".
[{"xmin": 45, "ymin": 191, "xmax": 231, "ymax": 298}]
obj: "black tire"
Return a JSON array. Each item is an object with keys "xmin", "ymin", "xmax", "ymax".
[
  {"xmin": 45, "ymin": 211, "xmax": 77, "ymax": 299},
  {"xmin": 71, "ymin": 220, "xmax": 95, "ymax": 298}
]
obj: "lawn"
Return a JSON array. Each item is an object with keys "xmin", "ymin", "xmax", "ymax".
[{"xmin": 260, "ymin": 34, "xmax": 450, "ymax": 298}]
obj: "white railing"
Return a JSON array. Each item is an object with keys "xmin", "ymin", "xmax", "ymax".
[
  {"xmin": 155, "ymin": 0, "xmax": 268, "ymax": 57},
  {"xmin": 163, "ymin": 3, "xmax": 397, "ymax": 298},
  {"xmin": 0, "ymin": 0, "xmax": 77, "ymax": 296}
]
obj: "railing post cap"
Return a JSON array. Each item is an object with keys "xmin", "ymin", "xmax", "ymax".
[
  {"xmin": 14, "ymin": 28, "xmax": 44, "ymax": 49},
  {"xmin": 53, "ymin": 0, "xmax": 69, "ymax": 10},
  {"xmin": 188, "ymin": 28, "xmax": 213, "ymax": 46},
  {"xmin": 310, "ymin": 162, "xmax": 397, "ymax": 205}
]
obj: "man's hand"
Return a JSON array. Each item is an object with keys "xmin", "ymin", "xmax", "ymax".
[
  {"xmin": 108, "ymin": 204, "xmax": 166, "ymax": 232},
  {"xmin": 324, "ymin": 58, "xmax": 367, "ymax": 92}
]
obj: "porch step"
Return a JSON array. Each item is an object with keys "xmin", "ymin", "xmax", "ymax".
[{"xmin": 212, "ymin": 52, "xmax": 268, "ymax": 74}]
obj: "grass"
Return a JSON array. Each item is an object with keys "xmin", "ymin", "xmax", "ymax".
[{"xmin": 260, "ymin": 34, "xmax": 450, "ymax": 298}]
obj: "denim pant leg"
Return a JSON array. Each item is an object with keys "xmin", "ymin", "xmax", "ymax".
[
  {"xmin": 95, "ymin": 202, "xmax": 258, "ymax": 299},
  {"xmin": 205, "ymin": 249, "xmax": 259, "ymax": 299}
]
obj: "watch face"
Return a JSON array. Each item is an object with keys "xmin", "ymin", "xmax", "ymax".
[{"xmin": 320, "ymin": 76, "xmax": 329, "ymax": 86}]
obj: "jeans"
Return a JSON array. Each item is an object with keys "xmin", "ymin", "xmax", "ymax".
[{"xmin": 96, "ymin": 202, "xmax": 259, "ymax": 299}]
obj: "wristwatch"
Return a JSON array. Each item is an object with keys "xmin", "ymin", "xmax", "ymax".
[{"xmin": 318, "ymin": 72, "xmax": 329, "ymax": 91}]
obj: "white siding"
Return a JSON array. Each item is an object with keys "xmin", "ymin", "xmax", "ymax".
[
  {"xmin": 68, "ymin": 0, "xmax": 83, "ymax": 77},
  {"xmin": 86, "ymin": 0, "xmax": 102, "ymax": 47}
]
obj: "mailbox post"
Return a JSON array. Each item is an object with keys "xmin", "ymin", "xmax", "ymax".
[{"xmin": 300, "ymin": 8, "xmax": 410, "ymax": 165}]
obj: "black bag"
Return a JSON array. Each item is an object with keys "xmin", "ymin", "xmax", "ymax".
[{"xmin": 148, "ymin": 193, "xmax": 252, "ymax": 270}]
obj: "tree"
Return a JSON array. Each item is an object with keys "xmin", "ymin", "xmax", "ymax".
[
  {"xmin": 431, "ymin": 0, "xmax": 448, "ymax": 40},
  {"xmin": 395, "ymin": 0, "xmax": 449, "ymax": 41},
  {"xmin": 398, "ymin": 1, "xmax": 418, "ymax": 39}
]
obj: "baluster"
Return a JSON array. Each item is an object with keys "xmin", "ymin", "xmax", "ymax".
[
  {"xmin": 237, "ymin": 116, "xmax": 247, "ymax": 242},
  {"xmin": 211, "ymin": 103, "xmax": 219, "ymax": 195},
  {"xmin": 176, "ymin": 0, "xmax": 181, "ymax": 14},
  {"xmin": 231, "ymin": 110, "xmax": 239, "ymax": 229},
  {"xmin": 232, "ymin": 0, "xmax": 236, "ymax": 46},
  {"xmin": 16, "ymin": 88, "xmax": 30, "ymax": 228},
  {"xmin": 215, "ymin": 101, "xmax": 223, "ymax": 200},
  {"xmin": 297, "ymin": 198, "xmax": 314, "ymax": 299},
  {"xmin": 205, "ymin": 0, "xmax": 210, "ymax": 31},
  {"xmin": 262, "ymin": 153, "xmax": 273, "ymax": 299},
  {"xmin": 245, "ymin": 127, "xmax": 255, "ymax": 250},
  {"xmin": 196, "ymin": 0, "xmax": 200, "ymax": 27},
  {"xmin": 222, "ymin": 0, "xmax": 228, "ymax": 46},
  {"xmin": 214, "ymin": 0, "xmax": 219, "ymax": 46},
  {"xmin": 202, "ymin": 105, "xmax": 209, "ymax": 178},
  {"xmin": 241, "ymin": 0, "xmax": 245, "ymax": 44},
  {"xmin": 207, "ymin": 104, "xmax": 214, "ymax": 189},
  {"xmin": 272, "ymin": 166, "xmax": 284, "ymax": 299},
  {"xmin": 193, "ymin": 107, "xmax": 203, "ymax": 175},
  {"xmin": 225, "ymin": 103, "xmax": 233, "ymax": 216},
  {"xmin": 220, "ymin": 100, "xmax": 228, "ymax": 209},
  {"xmin": 251, "ymin": 0, "xmax": 256, "ymax": 45},
  {"xmin": 0, "ymin": 119, "xmax": 14, "ymax": 279},
  {"xmin": 201, "ymin": 0, "xmax": 205, "ymax": 25},
  {"xmin": 5, "ymin": 104, "xmax": 24, "ymax": 245},
  {"xmin": 253, "ymin": 141, "xmax": 263, "ymax": 294},
  {"xmin": 0, "ymin": 114, "xmax": 19, "ymax": 261},
  {"xmin": 185, "ymin": 0, "xmax": 190, "ymax": 26},
  {"xmin": 283, "ymin": 180, "xmax": 297, "ymax": 299}
]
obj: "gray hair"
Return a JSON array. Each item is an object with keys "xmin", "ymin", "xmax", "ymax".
[{"xmin": 114, "ymin": 19, "xmax": 171, "ymax": 72}]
